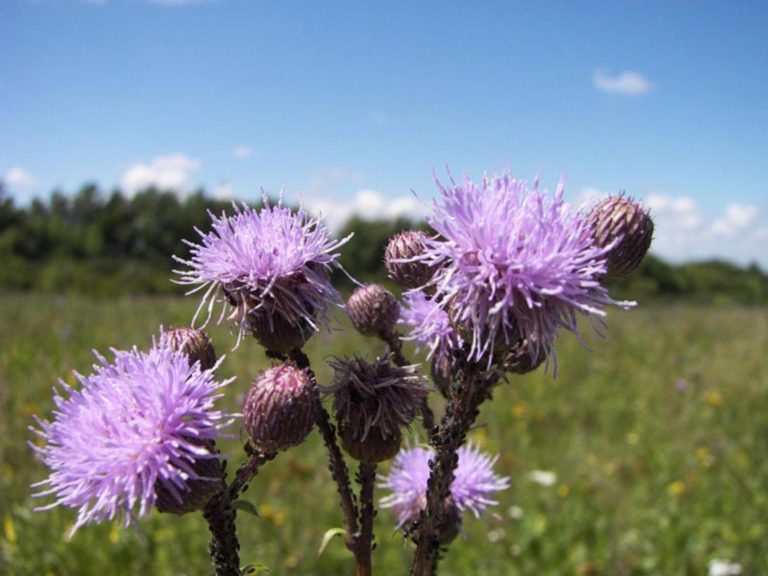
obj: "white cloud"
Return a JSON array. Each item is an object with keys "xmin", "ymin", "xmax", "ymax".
[
  {"xmin": 305, "ymin": 189, "xmax": 429, "ymax": 231},
  {"xmin": 646, "ymin": 194, "xmax": 703, "ymax": 231},
  {"xmin": 121, "ymin": 153, "xmax": 200, "ymax": 196},
  {"xmin": 642, "ymin": 193, "xmax": 766, "ymax": 266},
  {"xmin": 212, "ymin": 182, "xmax": 234, "ymax": 201},
  {"xmin": 593, "ymin": 69, "xmax": 652, "ymax": 95},
  {"xmin": 232, "ymin": 145, "xmax": 252, "ymax": 160},
  {"xmin": 711, "ymin": 203, "xmax": 759, "ymax": 236},
  {"xmin": 4, "ymin": 167, "xmax": 34, "ymax": 187},
  {"xmin": 576, "ymin": 186, "xmax": 608, "ymax": 210}
]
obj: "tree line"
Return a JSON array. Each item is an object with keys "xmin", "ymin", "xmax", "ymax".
[{"xmin": 1, "ymin": 184, "xmax": 766, "ymax": 305}]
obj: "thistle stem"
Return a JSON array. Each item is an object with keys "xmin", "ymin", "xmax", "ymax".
[
  {"xmin": 288, "ymin": 349, "xmax": 363, "ymax": 562},
  {"xmin": 356, "ymin": 462, "xmax": 377, "ymax": 576},
  {"xmin": 382, "ymin": 330, "xmax": 436, "ymax": 437},
  {"xmin": 409, "ymin": 365, "xmax": 492, "ymax": 576},
  {"xmin": 203, "ymin": 481, "xmax": 241, "ymax": 576}
]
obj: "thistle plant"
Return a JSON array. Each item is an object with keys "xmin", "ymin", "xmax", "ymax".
[{"xmin": 31, "ymin": 173, "xmax": 653, "ymax": 575}]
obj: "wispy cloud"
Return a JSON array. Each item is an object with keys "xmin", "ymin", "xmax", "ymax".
[
  {"xmin": 232, "ymin": 145, "xmax": 252, "ymax": 160},
  {"xmin": 593, "ymin": 69, "xmax": 652, "ymax": 95},
  {"xmin": 644, "ymin": 194, "xmax": 764, "ymax": 265},
  {"xmin": 3, "ymin": 167, "xmax": 35, "ymax": 187},
  {"xmin": 121, "ymin": 153, "xmax": 199, "ymax": 196},
  {"xmin": 305, "ymin": 189, "xmax": 429, "ymax": 231}
]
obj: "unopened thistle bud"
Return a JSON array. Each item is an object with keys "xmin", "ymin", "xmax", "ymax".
[
  {"xmin": 160, "ymin": 327, "xmax": 217, "ymax": 371},
  {"xmin": 588, "ymin": 194, "xmax": 654, "ymax": 277},
  {"xmin": 154, "ymin": 439, "xmax": 224, "ymax": 515},
  {"xmin": 246, "ymin": 307, "xmax": 315, "ymax": 354},
  {"xmin": 243, "ymin": 365, "xmax": 314, "ymax": 453},
  {"xmin": 385, "ymin": 230, "xmax": 434, "ymax": 289},
  {"xmin": 346, "ymin": 284, "xmax": 400, "ymax": 338}
]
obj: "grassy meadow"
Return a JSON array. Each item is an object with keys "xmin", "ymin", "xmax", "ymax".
[{"xmin": 0, "ymin": 293, "xmax": 765, "ymax": 575}]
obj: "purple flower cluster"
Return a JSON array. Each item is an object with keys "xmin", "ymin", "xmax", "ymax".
[
  {"xmin": 31, "ymin": 345, "xmax": 234, "ymax": 534},
  {"xmin": 174, "ymin": 199, "xmax": 350, "ymax": 345},
  {"xmin": 379, "ymin": 443, "xmax": 510, "ymax": 528},
  {"xmin": 416, "ymin": 173, "xmax": 633, "ymax": 364}
]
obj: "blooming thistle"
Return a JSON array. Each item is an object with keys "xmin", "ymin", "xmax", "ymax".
[
  {"xmin": 173, "ymin": 198, "xmax": 351, "ymax": 350},
  {"xmin": 31, "ymin": 345, "xmax": 234, "ymax": 535},
  {"xmin": 325, "ymin": 356, "xmax": 430, "ymax": 462},
  {"xmin": 399, "ymin": 290, "xmax": 461, "ymax": 361},
  {"xmin": 379, "ymin": 443, "xmax": 510, "ymax": 529},
  {"xmin": 418, "ymin": 172, "xmax": 634, "ymax": 365}
]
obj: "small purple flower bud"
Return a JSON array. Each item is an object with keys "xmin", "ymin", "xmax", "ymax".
[
  {"xmin": 154, "ymin": 438, "xmax": 224, "ymax": 515},
  {"xmin": 243, "ymin": 365, "xmax": 314, "ymax": 453},
  {"xmin": 159, "ymin": 327, "xmax": 217, "ymax": 371},
  {"xmin": 346, "ymin": 284, "xmax": 400, "ymax": 338},
  {"xmin": 588, "ymin": 194, "xmax": 654, "ymax": 277},
  {"xmin": 244, "ymin": 304, "xmax": 315, "ymax": 353},
  {"xmin": 385, "ymin": 230, "xmax": 434, "ymax": 289},
  {"xmin": 339, "ymin": 424, "xmax": 402, "ymax": 464}
]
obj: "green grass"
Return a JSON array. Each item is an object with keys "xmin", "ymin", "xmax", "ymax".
[{"xmin": 1, "ymin": 293, "xmax": 765, "ymax": 575}]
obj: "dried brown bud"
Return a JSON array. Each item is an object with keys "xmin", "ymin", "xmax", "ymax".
[
  {"xmin": 243, "ymin": 365, "xmax": 314, "ymax": 453},
  {"xmin": 385, "ymin": 230, "xmax": 434, "ymax": 289},
  {"xmin": 346, "ymin": 284, "xmax": 400, "ymax": 337},
  {"xmin": 588, "ymin": 194, "xmax": 654, "ymax": 277},
  {"xmin": 339, "ymin": 423, "xmax": 402, "ymax": 464},
  {"xmin": 160, "ymin": 327, "xmax": 217, "ymax": 371}
]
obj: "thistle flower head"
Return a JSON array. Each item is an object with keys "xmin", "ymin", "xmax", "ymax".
[
  {"xmin": 346, "ymin": 284, "xmax": 400, "ymax": 338},
  {"xmin": 174, "ymin": 198, "xmax": 351, "ymax": 348},
  {"xmin": 379, "ymin": 443, "xmax": 510, "ymax": 528},
  {"xmin": 420, "ymin": 172, "xmax": 633, "ymax": 365},
  {"xmin": 587, "ymin": 193, "xmax": 654, "ymax": 277},
  {"xmin": 399, "ymin": 290, "xmax": 461, "ymax": 360},
  {"xmin": 31, "ymin": 345, "xmax": 234, "ymax": 534},
  {"xmin": 326, "ymin": 356, "xmax": 430, "ymax": 444},
  {"xmin": 385, "ymin": 230, "xmax": 435, "ymax": 289},
  {"xmin": 159, "ymin": 326, "xmax": 217, "ymax": 371},
  {"xmin": 243, "ymin": 364, "xmax": 314, "ymax": 453}
]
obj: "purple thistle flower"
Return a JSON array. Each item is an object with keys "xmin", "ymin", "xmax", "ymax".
[
  {"xmin": 379, "ymin": 443, "xmax": 510, "ymax": 528},
  {"xmin": 31, "ymin": 345, "xmax": 234, "ymax": 535},
  {"xmin": 174, "ymin": 198, "xmax": 351, "ymax": 347},
  {"xmin": 399, "ymin": 290, "xmax": 462, "ymax": 361},
  {"xmin": 420, "ymin": 172, "xmax": 633, "ymax": 365}
]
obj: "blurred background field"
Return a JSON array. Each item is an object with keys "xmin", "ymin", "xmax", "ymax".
[{"xmin": 1, "ymin": 293, "xmax": 765, "ymax": 575}]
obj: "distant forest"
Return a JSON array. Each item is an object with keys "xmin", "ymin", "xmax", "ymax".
[{"xmin": 1, "ymin": 183, "xmax": 766, "ymax": 305}]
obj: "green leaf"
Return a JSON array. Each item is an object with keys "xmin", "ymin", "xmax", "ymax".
[
  {"xmin": 232, "ymin": 500, "xmax": 259, "ymax": 516},
  {"xmin": 317, "ymin": 527, "xmax": 346, "ymax": 557}
]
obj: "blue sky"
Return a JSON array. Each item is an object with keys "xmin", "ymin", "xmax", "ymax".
[{"xmin": 1, "ymin": 0, "xmax": 767, "ymax": 266}]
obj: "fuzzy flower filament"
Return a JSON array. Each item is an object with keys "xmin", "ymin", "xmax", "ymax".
[{"xmin": 31, "ymin": 345, "xmax": 234, "ymax": 534}]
